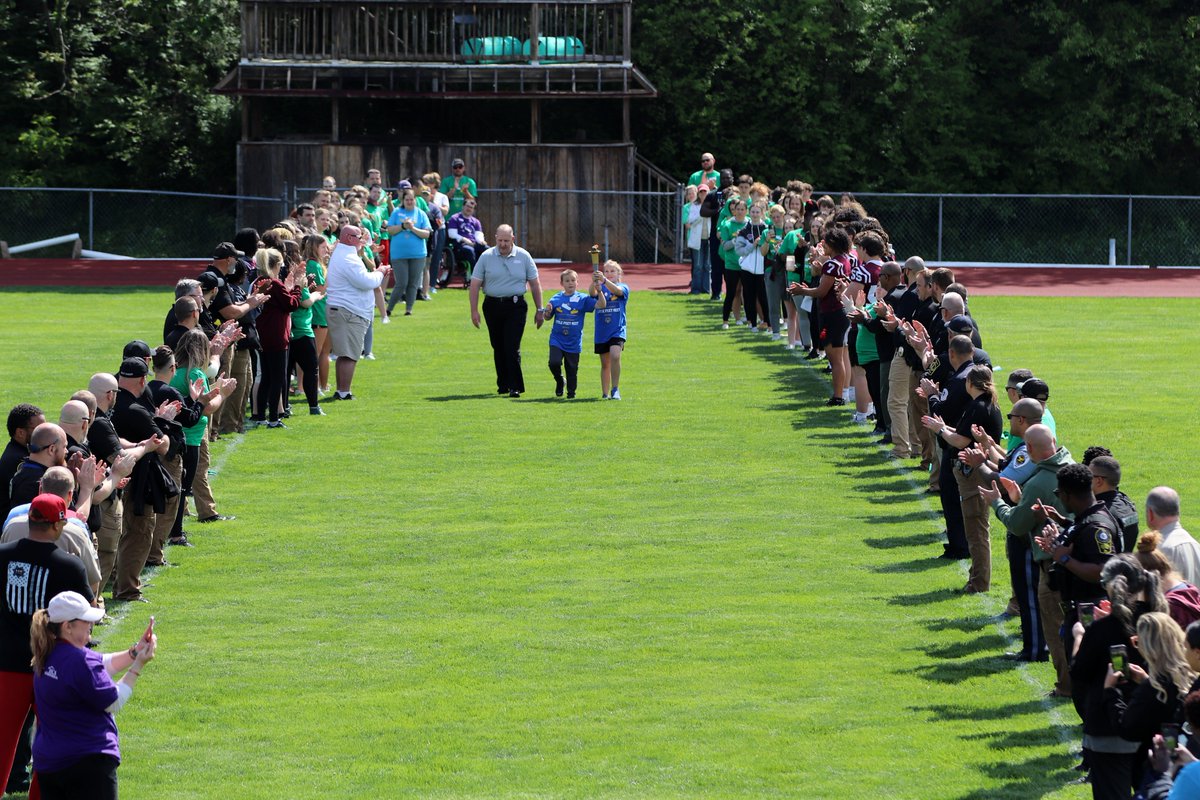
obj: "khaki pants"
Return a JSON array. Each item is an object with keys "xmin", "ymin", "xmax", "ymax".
[
  {"xmin": 148, "ymin": 454, "xmax": 183, "ymax": 565},
  {"xmin": 97, "ymin": 494, "xmax": 123, "ymax": 592},
  {"xmin": 887, "ymin": 353, "xmax": 915, "ymax": 457},
  {"xmin": 1038, "ymin": 564, "xmax": 1071, "ymax": 695},
  {"xmin": 114, "ymin": 499, "xmax": 156, "ymax": 600},
  {"xmin": 959, "ymin": 487, "xmax": 991, "ymax": 592},
  {"xmin": 191, "ymin": 438, "xmax": 217, "ymax": 520},
  {"xmin": 909, "ymin": 370, "xmax": 937, "ymax": 489},
  {"xmin": 218, "ymin": 348, "xmax": 252, "ymax": 434}
]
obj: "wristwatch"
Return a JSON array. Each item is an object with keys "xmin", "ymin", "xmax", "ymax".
[{"xmin": 1058, "ymin": 554, "xmax": 1071, "ymax": 565}]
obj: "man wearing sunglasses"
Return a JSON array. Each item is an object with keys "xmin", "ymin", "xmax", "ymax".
[{"xmin": 687, "ymin": 153, "xmax": 718, "ymax": 188}]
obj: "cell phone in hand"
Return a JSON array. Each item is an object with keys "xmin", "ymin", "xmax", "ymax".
[
  {"xmin": 143, "ymin": 616, "xmax": 155, "ymax": 642},
  {"xmin": 1110, "ymin": 644, "xmax": 1127, "ymax": 676},
  {"xmin": 1163, "ymin": 722, "xmax": 1182, "ymax": 751},
  {"xmin": 1078, "ymin": 603, "xmax": 1094, "ymax": 627}
]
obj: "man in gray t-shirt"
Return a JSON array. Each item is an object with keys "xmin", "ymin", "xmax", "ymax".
[{"xmin": 469, "ymin": 225, "xmax": 544, "ymax": 397}]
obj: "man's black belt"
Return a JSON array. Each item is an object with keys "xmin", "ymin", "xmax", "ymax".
[{"xmin": 485, "ymin": 295, "xmax": 525, "ymax": 303}]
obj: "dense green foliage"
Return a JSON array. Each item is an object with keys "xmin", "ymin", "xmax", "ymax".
[
  {"xmin": 2, "ymin": 1, "xmax": 1198, "ymax": 194},
  {"xmin": 0, "ymin": 0, "xmax": 238, "ymax": 189},
  {"xmin": 632, "ymin": 1, "xmax": 1200, "ymax": 192}
]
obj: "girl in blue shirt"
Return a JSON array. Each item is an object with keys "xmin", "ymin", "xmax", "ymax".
[{"xmin": 590, "ymin": 260, "xmax": 630, "ymax": 400}]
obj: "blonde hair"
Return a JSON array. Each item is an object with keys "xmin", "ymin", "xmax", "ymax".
[
  {"xmin": 30, "ymin": 609, "xmax": 60, "ymax": 675},
  {"xmin": 1138, "ymin": 612, "xmax": 1197, "ymax": 704},
  {"xmin": 422, "ymin": 172, "xmax": 441, "ymax": 186},
  {"xmin": 254, "ymin": 247, "xmax": 284, "ymax": 279},
  {"xmin": 602, "ymin": 260, "xmax": 623, "ymax": 278}
]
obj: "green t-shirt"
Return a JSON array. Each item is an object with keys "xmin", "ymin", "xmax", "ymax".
[
  {"xmin": 438, "ymin": 175, "xmax": 477, "ymax": 215},
  {"xmin": 306, "ymin": 260, "xmax": 327, "ymax": 327},
  {"xmin": 366, "ymin": 201, "xmax": 390, "ymax": 241},
  {"xmin": 169, "ymin": 367, "xmax": 209, "ymax": 446},
  {"xmin": 780, "ymin": 230, "xmax": 811, "ymax": 282},
  {"xmin": 688, "ymin": 169, "xmax": 719, "ymax": 187},
  {"xmin": 291, "ymin": 286, "xmax": 314, "ymax": 339},
  {"xmin": 718, "ymin": 216, "xmax": 745, "ymax": 271}
]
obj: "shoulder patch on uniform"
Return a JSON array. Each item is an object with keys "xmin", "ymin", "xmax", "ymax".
[
  {"xmin": 1096, "ymin": 530, "xmax": 1114, "ymax": 555},
  {"xmin": 1015, "ymin": 453, "xmax": 1027, "ymax": 466}
]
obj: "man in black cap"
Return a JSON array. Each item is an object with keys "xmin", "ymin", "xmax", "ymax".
[
  {"xmin": 109, "ymin": 358, "xmax": 172, "ymax": 602},
  {"xmin": 1018, "ymin": 377, "xmax": 1057, "ymax": 439},
  {"xmin": 206, "ymin": 243, "xmax": 267, "ymax": 435}
]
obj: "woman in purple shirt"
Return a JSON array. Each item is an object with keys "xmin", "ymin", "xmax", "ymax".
[{"xmin": 30, "ymin": 591, "xmax": 157, "ymax": 799}]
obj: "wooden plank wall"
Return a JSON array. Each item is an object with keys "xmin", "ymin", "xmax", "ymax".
[{"xmin": 238, "ymin": 142, "xmax": 638, "ymax": 260}]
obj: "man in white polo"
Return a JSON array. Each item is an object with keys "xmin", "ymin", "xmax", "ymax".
[
  {"xmin": 1148, "ymin": 486, "xmax": 1200, "ymax": 584},
  {"xmin": 325, "ymin": 226, "xmax": 392, "ymax": 401},
  {"xmin": 469, "ymin": 225, "xmax": 543, "ymax": 398}
]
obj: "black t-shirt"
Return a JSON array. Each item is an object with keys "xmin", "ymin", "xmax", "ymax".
[
  {"xmin": 217, "ymin": 263, "xmax": 262, "ymax": 352},
  {"xmin": 86, "ymin": 412, "xmax": 122, "ymax": 466},
  {"xmin": 110, "ymin": 388, "xmax": 162, "ymax": 483},
  {"xmin": 929, "ymin": 360, "xmax": 973, "ymax": 437},
  {"xmin": 163, "ymin": 305, "xmax": 217, "ymax": 343},
  {"xmin": 0, "ymin": 440, "xmax": 27, "ymax": 515},
  {"xmin": 164, "ymin": 324, "xmax": 190, "ymax": 352},
  {"xmin": 7, "ymin": 459, "xmax": 49, "ymax": 514},
  {"xmin": 952, "ymin": 396, "xmax": 1003, "ymax": 460},
  {"xmin": 0, "ymin": 539, "xmax": 92, "ymax": 673}
]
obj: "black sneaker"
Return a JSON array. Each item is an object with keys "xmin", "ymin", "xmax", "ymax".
[
  {"xmin": 267, "ymin": 420, "xmax": 287, "ymax": 429},
  {"xmin": 310, "ymin": 406, "xmax": 326, "ymax": 416},
  {"xmin": 168, "ymin": 535, "xmax": 194, "ymax": 547},
  {"xmin": 198, "ymin": 514, "xmax": 236, "ymax": 523},
  {"xmin": 555, "ymin": 377, "xmax": 565, "ymax": 397}
]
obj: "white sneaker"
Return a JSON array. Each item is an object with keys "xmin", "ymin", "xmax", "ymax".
[
  {"xmin": 851, "ymin": 411, "xmax": 870, "ymax": 424},
  {"xmin": 772, "ymin": 333, "xmax": 784, "ymax": 341},
  {"xmin": 610, "ymin": 389, "xmax": 621, "ymax": 400},
  {"xmin": 785, "ymin": 343, "xmax": 795, "ymax": 350},
  {"xmin": 382, "ymin": 316, "xmax": 391, "ymax": 324},
  {"xmin": 363, "ymin": 353, "xmax": 376, "ymax": 360},
  {"xmin": 721, "ymin": 323, "xmax": 729, "ymax": 330}
]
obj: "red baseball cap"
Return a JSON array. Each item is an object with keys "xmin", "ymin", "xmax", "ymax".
[{"xmin": 29, "ymin": 494, "xmax": 67, "ymax": 524}]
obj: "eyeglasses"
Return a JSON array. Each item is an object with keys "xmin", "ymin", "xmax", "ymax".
[{"xmin": 1005, "ymin": 413, "xmax": 1021, "ymax": 420}]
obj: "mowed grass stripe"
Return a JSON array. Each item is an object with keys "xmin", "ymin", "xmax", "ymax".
[{"xmin": 9, "ymin": 290, "xmax": 1186, "ymax": 798}]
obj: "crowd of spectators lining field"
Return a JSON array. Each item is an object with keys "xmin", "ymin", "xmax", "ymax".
[
  {"xmin": 0, "ymin": 161, "xmax": 510, "ymax": 797},
  {"xmin": 2, "ymin": 155, "xmax": 1200, "ymax": 797},
  {"xmin": 682, "ymin": 151, "xmax": 1200, "ymax": 799}
]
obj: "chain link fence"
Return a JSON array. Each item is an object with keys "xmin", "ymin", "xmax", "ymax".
[
  {"xmin": 0, "ymin": 188, "xmax": 286, "ymax": 258},
  {"xmin": 9, "ymin": 186, "xmax": 1200, "ymax": 266},
  {"xmin": 826, "ymin": 192, "xmax": 1200, "ymax": 267}
]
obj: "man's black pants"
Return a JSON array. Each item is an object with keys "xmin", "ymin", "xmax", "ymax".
[{"xmin": 483, "ymin": 295, "xmax": 527, "ymax": 393}]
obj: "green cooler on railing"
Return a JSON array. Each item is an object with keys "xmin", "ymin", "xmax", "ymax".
[
  {"xmin": 461, "ymin": 36, "xmax": 523, "ymax": 64},
  {"xmin": 522, "ymin": 36, "xmax": 584, "ymax": 62}
]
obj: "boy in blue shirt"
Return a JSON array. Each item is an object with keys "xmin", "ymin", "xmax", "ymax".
[
  {"xmin": 592, "ymin": 260, "xmax": 630, "ymax": 400},
  {"xmin": 545, "ymin": 270, "xmax": 605, "ymax": 398}
]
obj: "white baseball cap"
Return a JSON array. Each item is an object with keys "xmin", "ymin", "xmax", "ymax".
[{"xmin": 47, "ymin": 591, "xmax": 105, "ymax": 624}]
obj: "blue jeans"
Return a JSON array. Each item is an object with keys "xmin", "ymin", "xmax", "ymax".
[
  {"xmin": 706, "ymin": 238, "xmax": 723, "ymax": 297},
  {"xmin": 689, "ymin": 247, "xmax": 710, "ymax": 293},
  {"xmin": 428, "ymin": 227, "xmax": 448, "ymax": 287}
]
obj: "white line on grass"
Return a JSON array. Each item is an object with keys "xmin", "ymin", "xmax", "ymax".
[
  {"xmin": 95, "ymin": 433, "xmax": 244, "ymax": 645},
  {"xmin": 781, "ymin": 345, "xmax": 1079, "ymax": 748}
]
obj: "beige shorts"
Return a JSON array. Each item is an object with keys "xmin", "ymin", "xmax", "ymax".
[{"xmin": 327, "ymin": 306, "xmax": 370, "ymax": 361}]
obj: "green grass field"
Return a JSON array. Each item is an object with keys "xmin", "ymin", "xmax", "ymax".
[{"xmin": 1, "ymin": 287, "xmax": 1195, "ymax": 799}]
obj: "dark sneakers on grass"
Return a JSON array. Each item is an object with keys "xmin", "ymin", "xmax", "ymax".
[{"xmin": 198, "ymin": 514, "xmax": 235, "ymax": 523}]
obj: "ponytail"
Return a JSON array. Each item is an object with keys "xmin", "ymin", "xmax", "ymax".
[{"xmin": 30, "ymin": 610, "xmax": 60, "ymax": 675}]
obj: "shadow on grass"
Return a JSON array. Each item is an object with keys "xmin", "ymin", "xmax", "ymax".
[
  {"xmin": 885, "ymin": 586, "xmax": 962, "ymax": 606},
  {"xmin": 924, "ymin": 615, "xmax": 1013, "ymax": 633},
  {"xmin": 520, "ymin": 397, "xmax": 603, "ymax": 404},
  {"xmin": 914, "ymin": 698, "xmax": 1050, "ymax": 722},
  {"xmin": 426, "ymin": 393, "xmax": 501, "ymax": 402},
  {"xmin": 922, "ymin": 632, "xmax": 1010, "ymax": 659},
  {"xmin": 870, "ymin": 556, "xmax": 953, "ymax": 574},
  {"xmin": 865, "ymin": 509, "xmax": 941, "ymax": 526},
  {"xmin": 864, "ymin": 531, "xmax": 943, "ymax": 549},
  {"xmin": 950, "ymin": 752, "xmax": 1080, "ymax": 800}
]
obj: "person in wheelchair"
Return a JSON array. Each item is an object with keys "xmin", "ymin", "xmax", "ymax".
[{"xmin": 444, "ymin": 198, "xmax": 487, "ymax": 287}]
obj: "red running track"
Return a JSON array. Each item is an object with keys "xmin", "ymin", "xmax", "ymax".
[{"xmin": 1, "ymin": 259, "xmax": 1197, "ymax": 297}]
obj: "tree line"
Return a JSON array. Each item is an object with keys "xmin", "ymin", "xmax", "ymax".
[{"xmin": 3, "ymin": 0, "xmax": 1197, "ymax": 195}]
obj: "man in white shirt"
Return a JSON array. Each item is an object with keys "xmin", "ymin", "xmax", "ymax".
[
  {"xmin": 324, "ymin": 226, "xmax": 392, "ymax": 401},
  {"xmin": 1148, "ymin": 486, "xmax": 1200, "ymax": 584}
]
